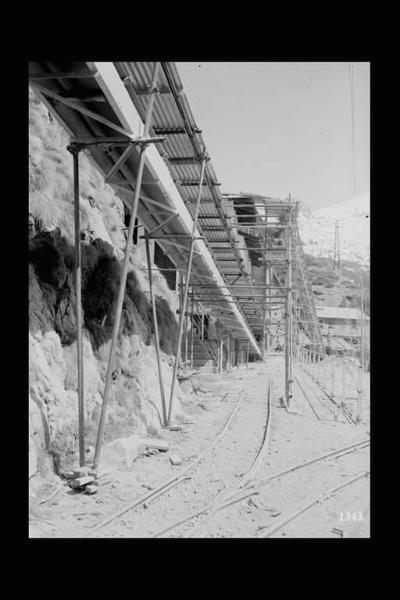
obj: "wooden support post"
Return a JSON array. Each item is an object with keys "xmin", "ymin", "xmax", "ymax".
[
  {"xmin": 285, "ymin": 197, "xmax": 293, "ymax": 407},
  {"xmin": 145, "ymin": 232, "xmax": 168, "ymax": 426},
  {"xmin": 261, "ymin": 258, "xmax": 267, "ymax": 361},
  {"xmin": 168, "ymin": 157, "xmax": 207, "ymax": 425},
  {"xmin": 93, "ymin": 62, "xmax": 160, "ymax": 469},
  {"xmin": 246, "ymin": 341, "xmax": 250, "ymax": 368},
  {"xmin": 342, "ymin": 360, "xmax": 346, "ymax": 406},
  {"xmin": 190, "ymin": 291, "xmax": 194, "ymax": 371},
  {"xmin": 184, "ymin": 280, "xmax": 188, "ymax": 373},
  {"xmin": 265, "ymin": 267, "xmax": 271, "ymax": 354},
  {"xmin": 70, "ymin": 148, "xmax": 85, "ymax": 466},
  {"xmin": 331, "ymin": 359, "xmax": 336, "ymax": 398},
  {"xmin": 357, "ymin": 278, "xmax": 365, "ymax": 422}
]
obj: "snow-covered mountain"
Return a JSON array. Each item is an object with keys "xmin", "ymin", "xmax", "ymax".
[{"xmin": 298, "ymin": 192, "xmax": 370, "ymax": 269}]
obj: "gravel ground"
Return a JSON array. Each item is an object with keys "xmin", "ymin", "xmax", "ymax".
[{"xmin": 29, "ymin": 356, "xmax": 370, "ymax": 539}]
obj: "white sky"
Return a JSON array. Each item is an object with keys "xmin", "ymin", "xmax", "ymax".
[{"xmin": 176, "ymin": 62, "xmax": 370, "ymax": 211}]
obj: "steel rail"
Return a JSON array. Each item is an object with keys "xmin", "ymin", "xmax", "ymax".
[
  {"xmin": 300, "ymin": 362, "xmax": 357, "ymax": 425},
  {"xmin": 298, "ymin": 369, "xmax": 342, "ymax": 422},
  {"xmin": 293, "ymin": 370, "xmax": 323, "ymax": 421},
  {"xmin": 249, "ymin": 438, "xmax": 370, "ymax": 491},
  {"xmin": 153, "ymin": 378, "xmax": 272, "ymax": 538},
  {"xmin": 171, "ymin": 438, "xmax": 370, "ymax": 538},
  {"xmin": 258, "ymin": 471, "xmax": 370, "ymax": 538},
  {"xmin": 85, "ymin": 388, "xmax": 246, "ymax": 537}
]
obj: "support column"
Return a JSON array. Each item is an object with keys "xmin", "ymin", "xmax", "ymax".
[
  {"xmin": 184, "ymin": 284, "xmax": 189, "ymax": 373},
  {"xmin": 265, "ymin": 267, "xmax": 271, "ymax": 354},
  {"xmin": 145, "ymin": 232, "xmax": 167, "ymax": 426},
  {"xmin": 93, "ymin": 62, "xmax": 160, "ymax": 468},
  {"xmin": 261, "ymin": 261, "xmax": 267, "ymax": 361},
  {"xmin": 235, "ymin": 338, "xmax": 240, "ymax": 368},
  {"xmin": 285, "ymin": 198, "xmax": 293, "ymax": 407},
  {"xmin": 168, "ymin": 156, "xmax": 207, "ymax": 424},
  {"xmin": 342, "ymin": 360, "xmax": 346, "ymax": 406},
  {"xmin": 69, "ymin": 147, "xmax": 85, "ymax": 466},
  {"xmin": 190, "ymin": 290, "xmax": 194, "ymax": 372},
  {"xmin": 357, "ymin": 278, "xmax": 364, "ymax": 422}
]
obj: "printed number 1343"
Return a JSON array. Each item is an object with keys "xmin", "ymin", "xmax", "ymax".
[{"xmin": 339, "ymin": 512, "xmax": 363, "ymax": 522}]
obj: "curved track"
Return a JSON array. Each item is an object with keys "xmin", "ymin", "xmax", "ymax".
[
  {"xmin": 258, "ymin": 469, "xmax": 369, "ymax": 538},
  {"xmin": 86, "ymin": 387, "xmax": 247, "ymax": 537},
  {"xmin": 152, "ymin": 377, "xmax": 272, "ymax": 538}
]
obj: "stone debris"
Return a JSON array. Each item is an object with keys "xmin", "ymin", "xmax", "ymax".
[
  {"xmin": 141, "ymin": 438, "xmax": 169, "ymax": 452},
  {"xmin": 69, "ymin": 475, "xmax": 96, "ymax": 489},
  {"xmin": 73, "ymin": 467, "xmax": 90, "ymax": 478},
  {"xmin": 169, "ymin": 452, "xmax": 183, "ymax": 466},
  {"xmin": 102, "ymin": 435, "xmax": 169, "ymax": 469},
  {"xmin": 85, "ymin": 485, "xmax": 98, "ymax": 495}
]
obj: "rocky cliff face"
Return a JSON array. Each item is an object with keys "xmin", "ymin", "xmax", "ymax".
[{"xmin": 28, "ymin": 88, "xmax": 194, "ymax": 491}]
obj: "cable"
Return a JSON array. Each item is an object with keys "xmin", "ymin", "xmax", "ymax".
[{"xmin": 348, "ymin": 63, "xmax": 357, "ymax": 199}]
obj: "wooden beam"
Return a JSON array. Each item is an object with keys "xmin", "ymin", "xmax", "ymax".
[
  {"xmin": 30, "ymin": 81, "xmax": 135, "ymax": 138},
  {"xmin": 29, "ymin": 71, "xmax": 95, "ymax": 80},
  {"xmin": 179, "ymin": 180, "xmax": 221, "ymax": 187},
  {"xmin": 153, "ymin": 127, "xmax": 202, "ymax": 135},
  {"xmin": 167, "ymin": 157, "xmax": 198, "ymax": 165}
]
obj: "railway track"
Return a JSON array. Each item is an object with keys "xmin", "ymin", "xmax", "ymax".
[
  {"xmin": 85, "ymin": 386, "xmax": 247, "ymax": 537},
  {"xmin": 258, "ymin": 469, "xmax": 369, "ymax": 537},
  {"xmin": 86, "ymin": 367, "xmax": 273, "ymax": 538},
  {"xmin": 251, "ymin": 437, "xmax": 370, "ymax": 538},
  {"xmin": 83, "ymin": 361, "xmax": 368, "ymax": 539},
  {"xmin": 293, "ymin": 367, "xmax": 340, "ymax": 422},
  {"xmin": 294, "ymin": 364, "xmax": 355, "ymax": 424},
  {"xmin": 152, "ymin": 378, "xmax": 273, "ymax": 538},
  {"xmin": 195, "ymin": 437, "xmax": 370, "ymax": 538},
  {"xmin": 301, "ymin": 361, "xmax": 358, "ymax": 424}
]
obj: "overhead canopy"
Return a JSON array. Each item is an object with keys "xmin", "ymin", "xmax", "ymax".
[{"xmin": 28, "ymin": 60, "xmax": 261, "ymax": 354}]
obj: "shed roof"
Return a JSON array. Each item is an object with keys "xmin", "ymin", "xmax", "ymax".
[{"xmin": 316, "ymin": 306, "xmax": 370, "ymax": 321}]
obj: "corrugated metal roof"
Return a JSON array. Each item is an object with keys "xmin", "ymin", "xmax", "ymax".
[
  {"xmin": 113, "ymin": 61, "xmax": 253, "ymax": 282},
  {"xmin": 316, "ymin": 306, "xmax": 370, "ymax": 321}
]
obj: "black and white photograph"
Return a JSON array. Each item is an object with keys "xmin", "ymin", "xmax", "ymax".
[{"xmin": 28, "ymin": 61, "xmax": 370, "ymax": 539}]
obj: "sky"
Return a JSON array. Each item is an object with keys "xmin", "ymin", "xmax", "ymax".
[{"xmin": 176, "ymin": 62, "xmax": 370, "ymax": 212}]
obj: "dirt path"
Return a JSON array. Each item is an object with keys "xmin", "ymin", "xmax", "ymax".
[{"xmin": 29, "ymin": 356, "xmax": 370, "ymax": 538}]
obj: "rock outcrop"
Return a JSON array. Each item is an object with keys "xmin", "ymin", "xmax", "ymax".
[{"xmin": 28, "ymin": 87, "xmax": 193, "ymax": 491}]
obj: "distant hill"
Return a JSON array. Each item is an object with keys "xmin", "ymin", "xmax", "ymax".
[{"xmin": 298, "ymin": 192, "xmax": 370, "ymax": 269}]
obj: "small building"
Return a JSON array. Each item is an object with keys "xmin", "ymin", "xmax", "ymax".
[{"xmin": 315, "ymin": 305, "xmax": 370, "ymax": 360}]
